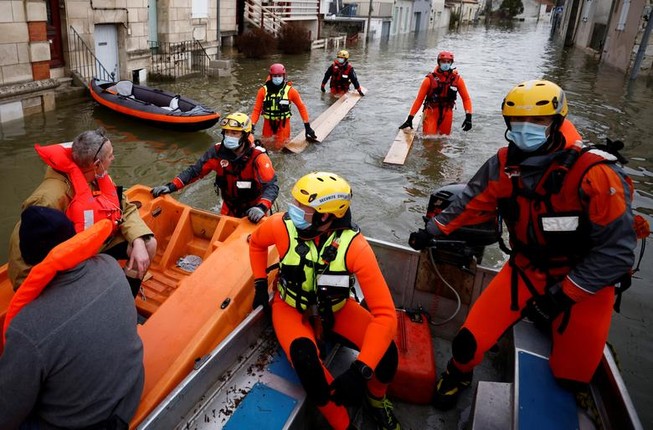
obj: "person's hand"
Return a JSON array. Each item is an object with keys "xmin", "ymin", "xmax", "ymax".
[
  {"xmin": 522, "ymin": 284, "xmax": 574, "ymax": 332},
  {"xmin": 246, "ymin": 205, "xmax": 266, "ymax": 223},
  {"xmin": 461, "ymin": 113, "xmax": 472, "ymax": 131},
  {"xmin": 399, "ymin": 115, "xmax": 414, "ymax": 130},
  {"xmin": 320, "ymin": 84, "xmax": 326, "ymax": 93},
  {"xmin": 128, "ymin": 237, "xmax": 151, "ymax": 279},
  {"xmin": 252, "ymin": 278, "xmax": 270, "ymax": 311},
  {"xmin": 304, "ymin": 123, "xmax": 317, "ymax": 140},
  {"xmin": 357, "ymin": 88, "xmax": 365, "ymax": 96},
  {"xmin": 329, "ymin": 362, "xmax": 367, "ymax": 406},
  {"xmin": 151, "ymin": 183, "xmax": 176, "ymax": 197},
  {"xmin": 408, "ymin": 229, "xmax": 433, "ymax": 250}
]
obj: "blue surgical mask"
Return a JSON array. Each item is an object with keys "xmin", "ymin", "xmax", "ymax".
[
  {"xmin": 288, "ymin": 203, "xmax": 311, "ymax": 230},
  {"xmin": 337, "ymin": 58, "xmax": 345, "ymax": 64},
  {"xmin": 271, "ymin": 76, "xmax": 284, "ymax": 86},
  {"xmin": 507, "ymin": 122, "xmax": 550, "ymax": 152},
  {"xmin": 439, "ymin": 63, "xmax": 451, "ymax": 72},
  {"xmin": 223, "ymin": 135, "xmax": 241, "ymax": 150}
]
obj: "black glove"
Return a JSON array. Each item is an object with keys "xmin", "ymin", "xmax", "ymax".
[
  {"xmin": 522, "ymin": 284, "xmax": 575, "ymax": 331},
  {"xmin": 408, "ymin": 228, "xmax": 434, "ymax": 250},
  {"xmin": 399, "ymin": 115, "xmax": 414, "ymax": 130},
  {"xmin": 357, "ymin": 88, "xmax": 365, "ymax": 96},
  {"xmin": 461, "ymin": 113, "xmax": 472, "ymax": 131},
  {"xmin": 330, "ymin": 361, "xmax": 368, "ymax": 406},
  {"xmin": 320, "ymin": 84, "xmax": 326, "ymax": 93},
  {"xmin": 151, "ymin": 183, "xmax": 176, "ymax": 197},
  {"xmin": 246, "ymin": 204, "xmax": 267, "ymax": 223},
  {"xmin": 251, "ymin": 124, "xmax": 256, "ymax": 134},
  {"xmin": 304, "ymin": 123, "xmax": 317, "ymax": 140},
  {"xmin": 252, "ymin": 278, "xmax": 270, "ymax": 311}
]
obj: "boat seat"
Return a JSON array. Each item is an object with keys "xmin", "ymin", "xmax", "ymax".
[
  {"xmin": 513, "ymin": 321, "xmax": 580, "ymax": 430},
  {"xmin": 160, "ymin": 96, "xmax": 180, "ymax": 112}
]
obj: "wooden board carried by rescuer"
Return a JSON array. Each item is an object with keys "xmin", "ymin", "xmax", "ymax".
[
  {"xmin": 383, "ymin": 110, "xmax": 424, "ymax": 165},
  {"xmin": 284, "ymin": 88, "xmax": 366, "ymax": 153}
]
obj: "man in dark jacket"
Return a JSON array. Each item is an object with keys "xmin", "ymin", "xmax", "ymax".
[{"xmin": 0, "ymin": 206, "xmax": 144, "ymax": 429}]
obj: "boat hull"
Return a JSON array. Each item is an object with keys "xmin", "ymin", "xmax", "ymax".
[{"xmin": 89, "ymin": 79, "xmax": 220, "ymax": 131}]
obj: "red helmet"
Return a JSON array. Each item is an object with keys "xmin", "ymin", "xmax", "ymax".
[
  {"xmin": 269, "ymin": 63, "xmax": 286, "ymax": 76},
  {"xmin": 437, "ymin": 51, "xmax": 454, "ymax": 62}
]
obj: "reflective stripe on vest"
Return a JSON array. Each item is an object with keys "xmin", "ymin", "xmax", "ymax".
[
  {"xmin": 262, "ymin": 84, "xmax": 292, "ymax": 120},
  {"xmin": 2, "ymin": 220, "xmax": 113, "ymax": 344},
  {"xmin": 34, "ymin": 143, "xmax": 122, "ymax": 233},
  {"xmin": 278, "ymin": 218, "xmax": 358, "ymax": 312}
]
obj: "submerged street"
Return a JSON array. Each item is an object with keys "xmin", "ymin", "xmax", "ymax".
[{"xmin": 1, "ymin": 21, "xmax": 652, "ymax": 426}]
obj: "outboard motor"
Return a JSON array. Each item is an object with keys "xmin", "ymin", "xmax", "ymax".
[{"xmin": 425, "ymin": 184, "xmax": 499, "ymax": 267}]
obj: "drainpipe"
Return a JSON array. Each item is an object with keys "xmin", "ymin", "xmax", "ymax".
[
  {"xmin": 366, "ymin": 0, "xmax": 373, "ymax": 40},
  {"xmin": 89, "ymin": 0, "xmax": 129, "ymax": 28},
  {"xmin": 217, "ymin": 0, "xmax": 221, "ymax": 57},
  {"xmin": 630, "ymin": 8, "xmax": 653, "ymax": 80}
]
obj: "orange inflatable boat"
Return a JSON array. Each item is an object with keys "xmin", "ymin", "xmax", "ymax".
[{"xmin": 0, "ymin": 185, "xmax": 279, "ymax": 427}]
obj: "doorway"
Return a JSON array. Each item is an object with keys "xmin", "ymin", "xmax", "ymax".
[
  {"xmin": 94, "ymin": 24, "xmax": 119, "ymax": 80},
  {"xmin": 46, "ymin": 0, "xmax": 64, "ymax": 68}
]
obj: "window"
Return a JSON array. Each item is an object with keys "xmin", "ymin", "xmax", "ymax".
[
  {"xmin": 616, "ymin": 0, "xmax": 630, "ymax": 31},
  {"xmin": 192, "ymin": 0, "xmax": 209, "ymax": 18}
]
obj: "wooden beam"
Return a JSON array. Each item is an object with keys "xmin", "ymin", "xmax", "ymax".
[
  {"xmin": 383, "ymin": 110, "xmax": 423, "ymax": 165},
  {"xmin": 284, "ymin": 89, "xmax": 365, "ymax": 153}
]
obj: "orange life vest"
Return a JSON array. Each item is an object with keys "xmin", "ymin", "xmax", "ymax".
[
  {"xmin": 35, "ymin": 143, "xmax": 122, "ymax": 233},
  {"xmin": 330, "ymin": 62, "xmax": 354, "ymax": 92},
  {"xmin": 424, "ymin": 69, "xmax": 458, "ymax": 109},
  {"xmin": 497, "ymin": 145, "xmax": 622, "ymax": 276},
  {"xmin": 2, "ymin": 220, "xmax": 113, "ymax": 345}
]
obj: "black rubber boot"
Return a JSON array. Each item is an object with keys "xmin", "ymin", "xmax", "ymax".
[{"xmin": 433, "ymin": 360, "xmax": 473, "ymax": 411}]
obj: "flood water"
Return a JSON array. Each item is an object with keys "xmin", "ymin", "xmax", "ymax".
[{"xmin": 1, "ymin": 21, "xmax": 652, "ymax": 426}]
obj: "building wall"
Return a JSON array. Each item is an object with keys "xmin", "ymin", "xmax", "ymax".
[
  {"xmin": 572, "ymin": 0, "xmax": 611, "ymax": 49},
  {"xmin": 428, "ymin": 0, "xmax": 449, "ymax": 29},
  {"xmin": 601, "ymin": 0, "xmax": 646, "ymax": 71},
  {"xmin": 0, "ymin": 0, "xmax": 57, "ymax": 124}
]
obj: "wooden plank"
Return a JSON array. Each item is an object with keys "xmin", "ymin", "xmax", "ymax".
[
  {"xmin": 284, "ymin": 88, "xmax": 365, "ymax": 153},
  {"xmin": 383, "ymin": 110, "xmax": 423, "ymax": 165}
]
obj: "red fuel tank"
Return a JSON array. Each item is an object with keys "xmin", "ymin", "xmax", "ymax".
[{"xmin": 388, "ymin": 309, "xmax": 436, "ymax": 404}]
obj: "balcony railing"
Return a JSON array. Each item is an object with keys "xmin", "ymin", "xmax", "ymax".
[{"xmin": 245, "ymin": 0, "xmax": 319, "ymax": 35}]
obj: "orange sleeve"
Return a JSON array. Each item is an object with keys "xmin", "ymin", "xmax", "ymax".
[
  {"xmin": 288, "ymin": 87, "xmax": 310, "ymax": 123},
  {"xmin": 254, "ymin": 153, "xmax": 276, "ymax": 182},
  {"xmin": 581, "ymin": 164, "xmax": 630, "ymax": 227},
  {"xmin": 560, "ymin": 119, "xmax": 582, "ymax": 146},
  {"xmin": 455, "ymin": 75, "xmax": 472, "ymax": 114},
  {"xmin": 249, "ymin": 213, "xmax": 289, "ymax": 279},
  {"xmin": 345, "ymin": 234, "xmax": 397, "ymax": 367},
  {"xmin": 250, "ymin": 87, "xmax": 266, "ymax": 125},
  {"xmin": 408, "ymin": 77, "xmax": 431, "ymax": 116}
]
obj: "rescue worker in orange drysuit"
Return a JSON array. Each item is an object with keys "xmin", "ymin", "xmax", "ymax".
[
  {"xmin": 409, "ymin": 80, "xmax": 637, "ymax": 409},
  {"xmin": 399, "ymin": 50, "xmax": 472, "ymax": 136},
  {"xmin": 321, "ymin": 50, "xmax": 365, "ymax": 96},
  {"xmin": 250, "ymin": 172, "xmax": 401, "ymax": 430},
  {"xmin": 151, "ymin": 112, "xmax": 279, "ymax": 224},
  {"xmin": 250, "ymin": 63, "xmax": 317, "ymax": 149}
]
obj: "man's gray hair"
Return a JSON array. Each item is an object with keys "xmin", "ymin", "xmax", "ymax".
[{"xmin": 72, "ymin": 128, "xmax": 109, "ymax": 168}]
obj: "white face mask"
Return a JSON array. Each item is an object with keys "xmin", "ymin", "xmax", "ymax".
[{"xmin": 271, "ymin": 76, "xmax": 284, "ymax": 86}]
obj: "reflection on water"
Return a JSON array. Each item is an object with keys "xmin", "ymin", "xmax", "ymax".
[{"xmin": 1, "ymin": 21, "xmax": 652, "ymax": 424}]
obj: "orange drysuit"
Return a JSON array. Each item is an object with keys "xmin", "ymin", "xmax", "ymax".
[
  {"xmin": 408, "ymin": 67, "xmax": 472, "ymax": 136},
  {"xmin": 432, "ymin": 120, "xmax": 636, "ymax": 383},
  {"xmin": 250, "ymin": 81, "xmax": 310, "ymax": 149},
  {"xmin": 249, "ymin": 213, "xmax": 398, "ymax": 430}
]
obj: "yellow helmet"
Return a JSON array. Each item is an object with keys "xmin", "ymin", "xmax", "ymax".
[
  {"xmin": 219, "ymin": 112, "xmax": 252, "ymax": 134},
  {"xmin": 292, "ymin": 172, "xmax": 352, "ymax": 218},
  {"xmin": 337, "ymin": 50, "xmax": 350, "ymax": 60},
  {"xmin": 501, "ymin": 80, "xmax": 568, "ymax": 118}
]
